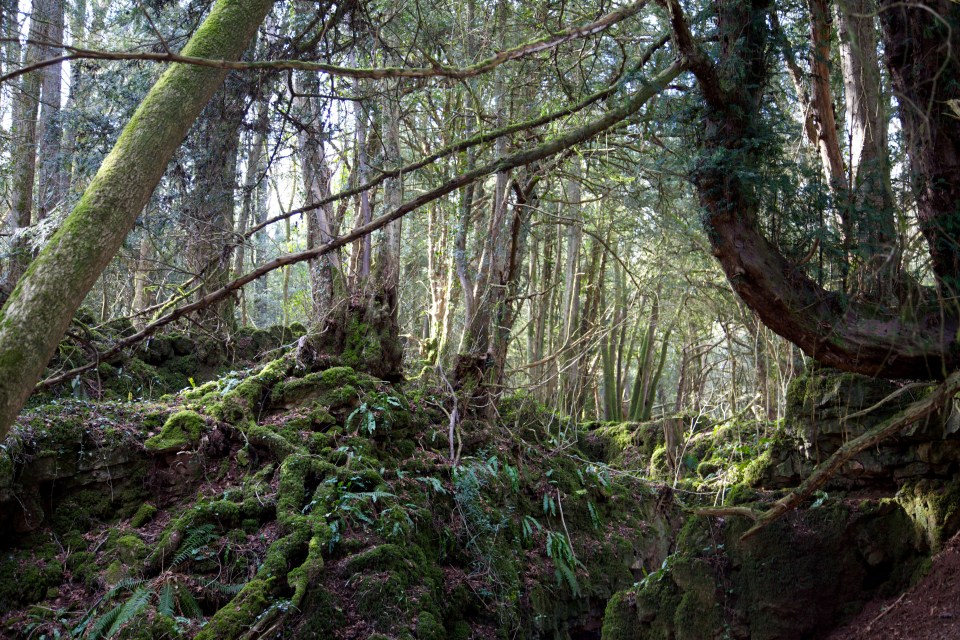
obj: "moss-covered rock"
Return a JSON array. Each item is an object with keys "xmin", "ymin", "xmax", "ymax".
[
  {"xmin": 603, "ymin": 498, "xmax": 929, "ymax": 640},
  {"xmin": 130, "ymin": 502, "xmax": 157, "ymax": 528},
  {"xmin": 145, "ymin": 409, "xmax": 205, "ymax": 452},
  {"xmin": 898, "ymin": 477, "xmax": 960, "ymax": 551}
]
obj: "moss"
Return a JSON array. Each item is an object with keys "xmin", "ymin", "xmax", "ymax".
[
  {"xmin": 449, "ymin": 621, "xmax": 472, "ymax": 640},
  {"xmin": 739, "ymin": 444, "xmax": 775, "ymax": 487},
  {"xmin": 66, "ymin": 551, "xmax": 98, "ymax": 587},
  {"xmin": 103, "ymin": 559, "xmax": 129, "ymax": 584},
  {"xmin": 288, "ymin": 525, "xmax": 332, "ymax": 606},
  {"xmin": 130, "ymin": 502, "xmax": 157, "ymax": 528},
  {"xmin": 0, "ymin": 543, "xmax": 64, "ymax": 611},
  {"xmin": 276, "ymin": 454, "xmax": 336, "ymax": 528},
  {"xmin": 601, "ymin": 590, "xmax": 641, "ymax": 640},
  {"xmin": 415, "ymin": 611, "xmax": 445, "ymax": 640},
  {"xmin": 723, "ymin": 484, "xmax": 758, "ymax": 505},
  {"xmin": 183, "ymin": 379, "xmax": 220, "ymax": 400},
  {"xmin": 897, "ymin": 477, "xmax": 960, "ymax": 551},
  {"xmin": 270, "ymin": 366, "xmax": 373, "ymax": 411},
  {"xmin": 115, "ymin": 533, "xmax": 148, "ymax": 564},
  {"xmin": 50, "ymin": 488, "xmax": 124, "ymax": 535},
  {"xmin": 144, "ymin": 409, "xmax": 205, "ymax": 452},
  {"xmin": 195, "ymin": 577, "xmax": 274, "ymax": 640},
  {"xmin": 297, "ymin": 584, "xmax": 346, "ymax": 636}
]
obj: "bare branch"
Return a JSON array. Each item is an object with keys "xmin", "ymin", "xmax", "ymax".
[{"xmin": 1, "ymin": 1, "xmax": 651, "ymax": 86}]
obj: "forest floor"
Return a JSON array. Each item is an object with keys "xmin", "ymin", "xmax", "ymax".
[{"xmin": 826, "ymin": 531, "xmax": 960, "ymax": 640}]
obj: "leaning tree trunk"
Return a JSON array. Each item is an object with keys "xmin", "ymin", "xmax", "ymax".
[{"xmin": 0, "ymin": 0, "xmax": 274, "ymax": 439}]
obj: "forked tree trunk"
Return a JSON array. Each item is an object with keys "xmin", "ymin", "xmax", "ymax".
[{"xmin": 0, "ymin": 0, "xmax": 274, "ymax": 438}]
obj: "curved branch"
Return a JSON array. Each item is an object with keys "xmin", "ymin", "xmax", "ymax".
[{"xmin": 681, "ymin": 0, "xmax": 960, "ymax": 380}]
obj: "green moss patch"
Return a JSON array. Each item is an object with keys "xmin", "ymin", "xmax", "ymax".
[{"xmin": 145, "ymin": 409, "xmax": 205, "ymax": 452}]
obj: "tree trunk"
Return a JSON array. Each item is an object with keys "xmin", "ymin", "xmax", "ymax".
[
  {"xmin": 235, "ymin": 101, "xmax": 268, "ymax": 326},
  {"xmin": 375, "ymin": 84, "xmax": 403, "ymax": 335},
  {"xmin": 5, "ymin": 0, "xmax": 48, "ymax": 286},
  {"xmin": 296, "ymin": 74, "xmax": 343, "ymax": 324},
  {"xmin": 666, "ymin": 0, "xmax": 960, "ymax": 380},
  {"xmin": 131, "ymin": 231, "xmax": 155, "ymax": 326},
  {"xmin": 560, "ymin": 159, "xmax": 583, "ymax": 414},
  {"xmin": 0, "ymin": 0, "xmax": 274, "ymax": 438},
  {"xmin": 185, "ymin": 76, "xmax": 247, "ymax": 332},
  {"xmin": 837, "ymin": 0, "xmax": 900, "ymax": 299},
  {"xmin": 35, "ymin": 0, "xmax": 64, "ymax": 221},
  {"xmin": 880, "ymin": 1, "xmax": 960, "ymax": 293}
]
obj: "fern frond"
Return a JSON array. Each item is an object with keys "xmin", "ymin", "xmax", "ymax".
[
  {"xmin": 172, "ymin": 524, "xmax": 216, "ymax": 567},
  {"xmin": 158, "ymin": 582, "xmax": 175, "ymax": 617},
  {"xmin": 86, "ymin": 603, "xmax": 123, "ymax": 640},
  {"xmin": 104, "ymin": 577, "xmax": 145, "ymax": 600},
  {"xmin": 105, "ymin": 587, "xmax": 151, "ymax": 637},
  {"xmin": 555, "ymin": 563, "xmax": 581, "ymax": 596},
  {"xmin": 205, "ymin": 580, "xmax": 245, "ymax": 595},
  {"xmin": 177, "ymin": 588, "xmax": 203, "ymax": 619}
]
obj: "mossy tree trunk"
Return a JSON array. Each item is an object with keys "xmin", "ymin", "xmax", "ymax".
[{"xmin": 0, "ymin": 0, "xmax": 275, "ymax": 439}]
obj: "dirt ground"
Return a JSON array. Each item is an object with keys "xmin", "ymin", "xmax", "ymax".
[{"xmin": 826, "ymin": 532, "xmax": 960, "ymax": 640}]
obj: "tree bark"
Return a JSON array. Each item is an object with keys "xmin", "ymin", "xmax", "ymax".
[
  {"xmin": 880, "ymin": 1, "xmax": 960, "ymax": 294},
  {"xmin": 0, "ymin": 0, "xmax": 274, "ymax": 438},
  {"xmin": 837, "ymin": 0, "xmax": 900, "ymax": 299},
  {"xmin": 5, "ymin": 0, "xmax": 48, "ymax": 286},
  {"xmin": 667, "ymin": 0, "xmax": 960, "ymax": 380},
  {"xmin": 185, "ymin": 75, "xmax": 247, "ymax": 331},
  {"xmin": 35, "ymin": 0, "xmax": 64, "ymax": 221}
]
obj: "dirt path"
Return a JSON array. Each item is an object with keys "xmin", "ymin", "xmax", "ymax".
[{"xmin": 826, "ymin": 533, "xmax": 960, "ymax": 640}]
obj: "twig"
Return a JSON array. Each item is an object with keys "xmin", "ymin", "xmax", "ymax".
[
  {"xmin": 865, "ymin": 592, "xmax": 907, "ymax": 633},
  {"xmin": 0, "ymin": 2, "xmax": 649, "ymax": 85}
]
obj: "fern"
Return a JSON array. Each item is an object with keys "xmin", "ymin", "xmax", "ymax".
[
  {"xmin": 86, "ymin": 587, "xmax": 151, "ymax": 640},
  {"xmin": 157, "ymin": 583, "xmax": 175, "ymax": 617},
  {"xmin": 177, "ymin": 588, "xmax": 204, "ymax": 619},
  {"xmin": 343, "ymin": 490, "xmax": 395, "ymax": 503},
  {"xmin": 172, "ymin": 524, "xmax": 216, "ymax": 567},
  {"xmin": 556, "ymin": 560, "xmax": 581, "ymax": 596},
  {"xmin": 545, "ymin": 531, "xmax": 583, "ymax": 596},
  {"xmin": 106, "ymin": 587, "xmax": 151, "ymax": 637},
  {"xmin": 205, "ymin": 580, "xmax": 245, "ymax": 596},
  {"xmin": 86, "ymin": 603, "xmax": 123, "ymax": 640}
]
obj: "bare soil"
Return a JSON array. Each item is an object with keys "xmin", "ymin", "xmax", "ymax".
[{"xmin": 826, "ymin": 532, "xmax": 960, "ymax": 640}]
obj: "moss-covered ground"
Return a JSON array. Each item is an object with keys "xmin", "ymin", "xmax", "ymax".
[
  {"xmin": 0, "ymin": 345, "xmax": 681, "ymax": 640},
  {"xmin": 2, "ymin": 350, "xmax": 957, "ymax": 639}
]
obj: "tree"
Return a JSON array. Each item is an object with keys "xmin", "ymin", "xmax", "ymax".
[
  {"xmin": 0, "ymin": 0, "xmax": 275, "ymax": 439},
  {"xmin": 665, "ymin": 0, "xmax": 960, "ymax": 380}
]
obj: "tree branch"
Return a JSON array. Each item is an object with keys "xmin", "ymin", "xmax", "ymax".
[
  {"xmin": 243, "ymin": 32, "xmax": 672, "ymax": 238},
  {"xmin": 0, "ymin": 1, "xmax": 651, "ymax": 86},
  {"xmin": 37, "ymin": 59, "xmax": 687, "ymax": 390}
]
